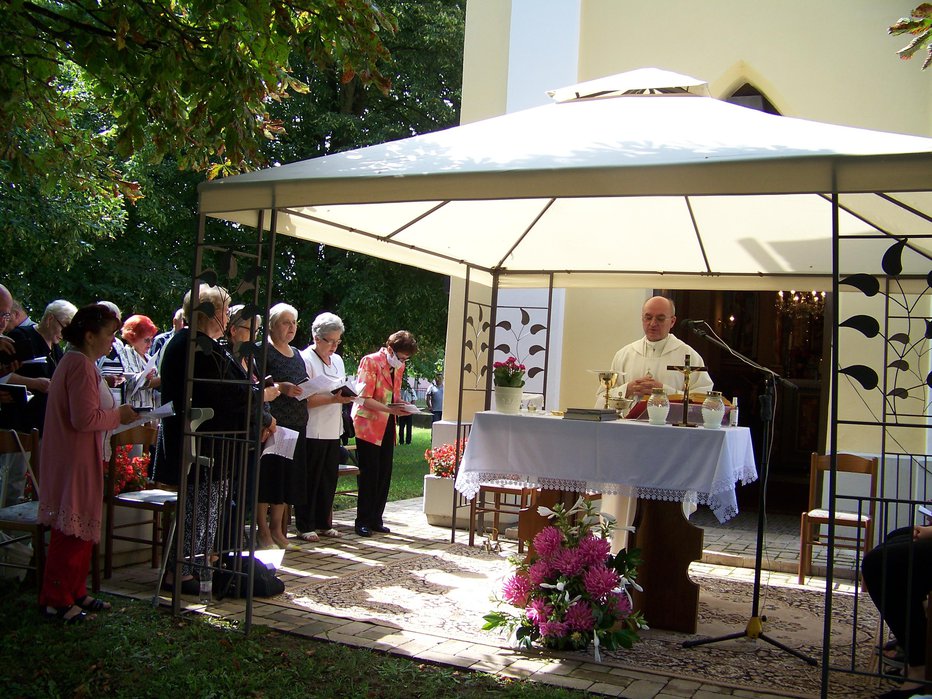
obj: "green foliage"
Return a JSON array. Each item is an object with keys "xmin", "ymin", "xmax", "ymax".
[
  {"xmin": 890, "ymin": 3, "xmax": 932, "ymax": 70},
  {"xmin": 1, "ymin": 0, "xmax": 397, "ymax": 190}
]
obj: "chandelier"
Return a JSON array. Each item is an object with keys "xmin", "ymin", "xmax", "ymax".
[{"xmin": 775, "ymin": 290, "xmax": 826, "ymax": 319}]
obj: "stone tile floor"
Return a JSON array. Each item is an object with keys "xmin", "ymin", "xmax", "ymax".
[{"xmin": 101, "ymin": 499, "xmax": 874, "ymax": 699}]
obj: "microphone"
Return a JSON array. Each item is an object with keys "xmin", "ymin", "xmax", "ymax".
[{"xmin": 678, "ymin": 319, "xmax": 708, "ymax": 335}]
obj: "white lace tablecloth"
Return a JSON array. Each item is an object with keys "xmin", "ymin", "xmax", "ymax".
[{"xmin": 454, "ymin": 411, "xmax": 758, "ymax": 523}]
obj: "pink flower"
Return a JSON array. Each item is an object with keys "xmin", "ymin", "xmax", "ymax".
[
  {"xmin": 553, "ymin": 546, "xmax": 586, "ymax": 577},
  {"xmin": 565, "ymin": 601, "xmax": 595, "ymax": 631},
  {"xmin": 532, "ymin": 526, "xmax": 563, "ymax": 559},
  {"xmin": 577, "ymin": 534, "xmax": 611, "ymax": 566},
  {"xmin": 609, "ymin": 590, "xmax": 633, "ymax": 615},
  {"xmin": 526, "ymin": 598, "xmax": 553, "ymax": 625},
  {"xmin": 528, "ymin": 559, "xmax": 555, "ymax": 585},
  {"xmin": 502, "ymin": 573, "xmax": 533, "ymax": 607},
  {"xmin": 538, "ymin": 620, "xmax": 568, "ymax": 639},
  {"xmin": 583, "ymin": 564, "xmax": 620, "ymax": 599}
]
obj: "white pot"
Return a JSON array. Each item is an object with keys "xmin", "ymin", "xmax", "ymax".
[
  {"xmin": 423, "ymin": 474, "xmax": 472, "ymax": 528},
  {"xmin": 494, "ymin": 385, "xmax": 523, "ymax": 414}
]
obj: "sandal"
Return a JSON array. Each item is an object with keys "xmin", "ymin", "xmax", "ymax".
[
  {"xmin": 298, "ymin": 531, "xmax": 320, "ymax": 542},
  {"xmin": 75, "ymin": 595, "xmax": 111, "ymax": 612},
  {"xmin": 42, "ymin": 605, "xmax": 91, "ymax": 625},
  {"xmin": 317, "ymin": 528, "xmax": 341, "ymax": 538}
]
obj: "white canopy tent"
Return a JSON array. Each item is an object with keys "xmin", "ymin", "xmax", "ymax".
[{"xmin": 199, "ymin": 69, "xmax": 932, "ymax": 290}]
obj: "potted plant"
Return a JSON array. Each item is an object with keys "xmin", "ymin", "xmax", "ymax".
[
  {"xmin": 493, "ymin": 356, "xmax": 525, "ymax": 414},
  {"xmin": 422, "ymin": 441, "xmax": 472, "ymax": 528}
]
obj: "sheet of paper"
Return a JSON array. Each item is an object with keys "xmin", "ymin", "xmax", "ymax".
[
  {"xmin": 262, "ymin": 425, "xmax": 299, "ymax": 460},
  {"xmin": 389, "ymin": 402, "xmax": 420, "ymax": 414},
  {"xmin": 113, "ymin": 401, "xmax": 175, "ymax": 434},
  {"xmin": 143, "ymin": 352, "xmax": 159, "ymax": 375}
]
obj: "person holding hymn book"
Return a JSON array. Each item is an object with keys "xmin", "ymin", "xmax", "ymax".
[{"xmin": 297, "ymin": 312, "xmax": 356, "ymax": 541}]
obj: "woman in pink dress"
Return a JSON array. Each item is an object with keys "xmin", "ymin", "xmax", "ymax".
[{"xmin": 38, "ymin": 304, "xmax": 138, "ymax": 623}]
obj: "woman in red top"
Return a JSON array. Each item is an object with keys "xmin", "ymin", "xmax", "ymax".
[
  {"xmin": 351, "ymin": 331, "xmax": 417, "ymax": 537},
  {"xmin": 38, "ymin": 305, "xmax": 138, "ymax": 623}
]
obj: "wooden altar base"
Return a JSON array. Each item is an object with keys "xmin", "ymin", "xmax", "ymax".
[{"xmin": 629, "ymin": 499, "xmax": 703, "ymax": 634}]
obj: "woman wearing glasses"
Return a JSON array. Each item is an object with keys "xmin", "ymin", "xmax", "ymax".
[
  {"xmin": 297, "ymin": 313, "xmax": 355, "ymax": 541},
  {"xmin": 117, "ymin": 314, "xmax": 160, "ymax": 411},
  {"xmin": 352, "ymin": 330, "xmax": 418, "ymax": 537}
]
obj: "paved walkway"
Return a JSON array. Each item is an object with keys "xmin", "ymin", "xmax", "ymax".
[{"xmin": 102, "ymin": 499, "xmax": 874, "ymax": 699}]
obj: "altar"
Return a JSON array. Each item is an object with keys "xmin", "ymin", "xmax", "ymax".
[{"xmin": 454, "ymin": 411, "xmax": 758, "ymax": 632}]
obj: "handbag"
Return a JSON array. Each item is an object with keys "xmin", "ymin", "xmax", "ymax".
[{"xmin": 214, "ymin": 553, "xmax": 285, "ymax": 599}]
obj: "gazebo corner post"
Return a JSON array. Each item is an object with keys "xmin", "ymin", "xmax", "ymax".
[
  {"xmin": 450, "ymin": 265, "xmax": 474, "ymax": 544},
  {"xmin": 485, "ymin": 270, "xmax": 501, "ymax": 411},
  {"xmin": 820, "ymin": 174, "xmax": 842, "ymax": 699}
]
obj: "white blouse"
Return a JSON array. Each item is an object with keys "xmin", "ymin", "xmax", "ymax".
[{"xmin": 300, "ymin": 345, "xmax": 345, "ymax": 440}]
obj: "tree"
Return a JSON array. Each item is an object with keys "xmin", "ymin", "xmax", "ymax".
[
  {"xmin": 1, "ymin": 0, "xmax": 396, "ymax": 195},
  {"xmin": 890, "ymin": 3, "xmax": 932, "ymax": 70}
]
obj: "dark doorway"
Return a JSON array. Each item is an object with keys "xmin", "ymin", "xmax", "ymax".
[{"xmin": 663, "ymin": 290, "xmax": 828, "ymax": 514}]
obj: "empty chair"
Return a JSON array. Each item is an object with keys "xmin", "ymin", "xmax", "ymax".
[
  {"xmin": 104, "ymin": 425, "xmax": 176, "ymax": 578},
  {"xmin": 798, "ymin": 452, "xmax": 878, "ymax": 584},
  {"xmin": 0, "ymin": 428, "xmax": 44, "ymax": 584},
  {"xmin": 469, "ymin": 484, "xmax": 538, "ymax": 553}
]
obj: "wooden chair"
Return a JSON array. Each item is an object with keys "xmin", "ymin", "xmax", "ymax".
[
  {"xmin": 335, "ymin": 444, "xmax": 359, "ymax": 498},
  {"xmin": 798, "ymin": 452, "xmax": 878, "ymax": 584},
  {"xmin": 103, "ymin": 425, "xmax": 176, "ymax": 579},
  {"xmin": 0, "ymin": 429, "xmax": 44, "ymax": 584},
  {"xmin": 468, "ymin": 485, "xmax": 538, "ymax": 553}
]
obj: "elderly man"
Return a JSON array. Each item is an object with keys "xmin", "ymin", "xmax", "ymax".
[
  {"xmin": 9, "ymin": 300, "xmax": 35, "ymax": 330},
  {"xmin": 602, "ymin": 295, "xmax": 714, "ymax": 552},
  {"xmin": 607, "ymin": 295, "xmax": 713, "ymax": 400}
]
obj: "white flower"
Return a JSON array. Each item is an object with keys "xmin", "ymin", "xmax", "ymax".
[{"xmin": 536, "ymin": 505, "xmax": 557, "ymax": 519}]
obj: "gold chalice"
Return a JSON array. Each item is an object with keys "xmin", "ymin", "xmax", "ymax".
[{"xmin": 590, "ymin": 370, "xmax": 619, "ymax": 410}]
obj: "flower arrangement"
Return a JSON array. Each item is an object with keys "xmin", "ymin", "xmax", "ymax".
[
  {"xmin": 424, "ymin": 440, "xmax": 467, "ymax": 479},
  {"xmin": 483, "ymin": 497, "xmax": 644, "ymax": 659},
  {"xmin": 108, "ymin": 445, "xmax": 151, "ymax": 494},
  {"xmin": 493, "ymin": 356, "xmax": 525, "ymax": 388}
]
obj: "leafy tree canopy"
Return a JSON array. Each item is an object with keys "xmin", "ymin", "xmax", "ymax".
[
  {"xmin": 1, "ymin": 0, "xmax": 396, "ymax": 195},
  {"xmin": 890, "ymin": 3, "xmax": 932, "ymax": 69}
]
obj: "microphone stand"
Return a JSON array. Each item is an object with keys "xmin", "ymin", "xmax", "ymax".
[{"xmin": 679, "ymin": 322, "xmax": 816, "ymax": 665}]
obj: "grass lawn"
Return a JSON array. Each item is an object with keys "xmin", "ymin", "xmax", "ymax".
[
  {"xmin": 0, "ymin": 581, "xmax": 587, "ymax": 699},
  {"xmin": 333, "ymin": 425, "xmax": 433, "ymax": 511}
]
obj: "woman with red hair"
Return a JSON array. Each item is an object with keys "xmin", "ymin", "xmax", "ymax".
[{"xmin": 118, "ymin": 314, "xmax": 160, "ymax": 410}]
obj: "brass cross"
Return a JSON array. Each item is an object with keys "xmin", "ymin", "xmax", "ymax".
[{"xmin": 666, "ymin": 354, "xmax": 709, "ymax": 426}]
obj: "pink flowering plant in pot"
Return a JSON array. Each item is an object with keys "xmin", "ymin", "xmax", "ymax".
[
  {"xmin": 493, "ymin": 356, "xmax": 526, "ymax": 388},
  {"xmin": 483, "ymin": 497, "xmax": 644, "ymax": 657},
  {"xmin": 423, "ymin": 440, "xmax": 466, "ymax": 479}
]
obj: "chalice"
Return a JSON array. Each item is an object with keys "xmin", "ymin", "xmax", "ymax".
[{"xmin": 591, "ymin": 370, "xmax": 618, "ymax": 410}]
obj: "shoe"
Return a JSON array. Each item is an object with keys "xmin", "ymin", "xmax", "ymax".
[
  {"xmin": 372, "ymin": 525, "xmax": 391, "ymax": 534},
  {"xmin": 298, "ymin": 531, "xmax": 320, "ymax": 542},
  {"xmin": 355, "ymin": 525, "xmax": 372, "ymax": 537},
  {"xmin": 318, "ymin": 528, "xmax": 341, "ymax": 538},
  {"xmin": 42, "ymin": 605, "xmax": 91, "ymax": 625},
  {"xmin": 161, "ymin": 578, "xmax": 201, "ymax": 596},
  {"xmin": 283, "ymin": 542, "xmax": 302, "ymax": 552},
  {"xmin": 75, "ymin": 595, "xmax": 111, "ymax": 612}
]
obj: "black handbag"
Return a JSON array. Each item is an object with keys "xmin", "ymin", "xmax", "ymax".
[{"xmin": 214, "ymin": 554, "xmax": 285, "ymax": 599}]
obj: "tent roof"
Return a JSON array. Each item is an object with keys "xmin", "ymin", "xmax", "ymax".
[{"xmin": 199, "ymin": 73, "xmax": 932, "ymax": 290}]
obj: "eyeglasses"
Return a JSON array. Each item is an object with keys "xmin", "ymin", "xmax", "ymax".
[
  {"xmin": 396, "ymin": 353, "xmax": 411, "ymax": 362},
  {"xmin": 0, "ymin": 312, "xmax": 10, "ymax": 321},
  {"xmin": 317, "ymin": 337, "xmax": 342, "ymax": 346},
  {"xmin": 143, "ymin": 336, "xmax": 154, "ymax": 345}
]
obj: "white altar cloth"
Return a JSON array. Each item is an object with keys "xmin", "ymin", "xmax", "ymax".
[{"xmin": 454, "ymin": 412, "xmax": 757, "ymax": 523}]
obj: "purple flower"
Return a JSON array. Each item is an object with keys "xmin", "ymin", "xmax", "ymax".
[
  {"xmin": 538, "ymin": 620, "xmax": 568, "ymax": 639},
  {"xmin": 532, "ymin": 526, "xmax": 563, "ymax": 560},
  {"xmin": 565, "ymin": 601, "xmax": 595, "ymax": 631},
  {"xmin": 502, "ymin": 573, "xmax": 533, "ymax": 607},
  {"xmin": 583, "ymin": 564, "xmax": 620, "ymax": 599},
  {"xmin": 526, "ymin": 598, "xmax": 553, "ymax": 626},
  {"xmin": 528, "ymin": 559, "xmax": 555, "ymax": 585},
  {"xmin": 609, "ymin": 590, "xmax": 633, "ymax": 615},
  {"xmin": 553, "ymin": 546, "xmax": 586, "ymax": 577},
  {"xmin": 577, "ymin": 534, "xmax": 611, "ymax": 567}
]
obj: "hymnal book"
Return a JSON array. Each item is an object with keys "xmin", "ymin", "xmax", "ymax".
[
  {"xmin": 563, "ymin": 408, "xmax": 618, "ymax": 422},
  {"xmin": 331, "ymin": 384, "xmax": 357, "ymax": 398}
]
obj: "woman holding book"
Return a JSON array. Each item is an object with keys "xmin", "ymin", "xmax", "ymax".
[
  {"xmin": 297, "ymin": 312, "xmax": 356, "ymax": 541},
  {"xmin": 351, "ymin": 330, "xmax": 417, "ymax": 537}
]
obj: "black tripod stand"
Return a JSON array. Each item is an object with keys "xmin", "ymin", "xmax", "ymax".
[{"xmin": 679, "ymin": 322, "xmax": 816, "ymax": 665}]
